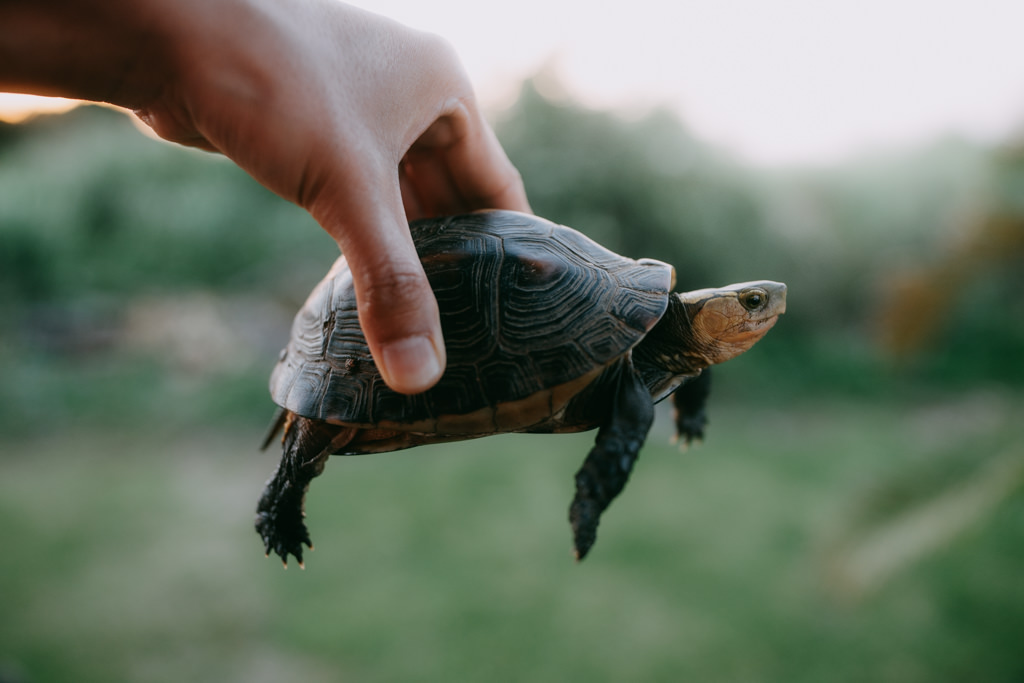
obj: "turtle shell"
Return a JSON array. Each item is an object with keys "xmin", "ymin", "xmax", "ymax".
[{"xmin": 270, "ymin": 210, "xmax": 673, "ymax": 431}]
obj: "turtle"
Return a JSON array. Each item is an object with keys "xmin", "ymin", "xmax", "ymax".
[{"xmin": 256, "ymin": 210, "xmax": 786, "ymax": 566}]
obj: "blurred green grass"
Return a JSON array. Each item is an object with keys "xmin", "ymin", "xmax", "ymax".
[{"xmin": 3, "ymin": 392, "xmax": 1023, "ymax": 683}]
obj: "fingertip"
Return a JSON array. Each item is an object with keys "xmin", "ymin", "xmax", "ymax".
[{"xmin": 378, "ymin": 333, "xmax": 446, "ymax": 394}]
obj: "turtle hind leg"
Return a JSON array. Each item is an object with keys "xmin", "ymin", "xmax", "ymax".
[
  {"xmin": 569, "ymin": 360, "xmax": 655, "ymax": 561},
  {"xmin": 672, "ymin": 367, "xmax": 711, "ymax": 447},
  {"xmin": 255, "ymin": 413, "xmax": 354, "ymax": 567}
]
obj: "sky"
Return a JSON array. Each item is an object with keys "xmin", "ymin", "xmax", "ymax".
[
  {"xmin": 3, "ymin": 0, "xmax": 1024, "ymax": 166},
  {"xmin": 359, "ymin": 0, "xmax": 1024, "ymax": 165}
]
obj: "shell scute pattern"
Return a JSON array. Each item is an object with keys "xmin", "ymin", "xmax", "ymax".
[
  {"xmin": 369, "ymin": 374, "xmax": 431, "ymax": 424},
  {"xmin": 283, "ymin": 363, "xmax": 330, "ymax": 420},
  {"xmin": 527, "ymin": 343, "xmax": 598, "ymax": 381},
  {"xmin": 322, "ymin": 368, "xmax": 373, "ymax": 423},
  {"xmin": 269, "ymin": 211, "xmax": 673, "ymax": 430}
]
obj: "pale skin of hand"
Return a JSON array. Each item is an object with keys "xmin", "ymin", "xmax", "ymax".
[{"xmin": 0, "ymin": 0, "xmax": 530, "ymax": 393}]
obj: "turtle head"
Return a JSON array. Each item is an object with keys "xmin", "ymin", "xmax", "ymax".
[{"xmin": 674, "ymin": 280, "xmax": 787, "ymax": 366}]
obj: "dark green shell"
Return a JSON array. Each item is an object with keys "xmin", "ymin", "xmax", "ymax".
[{"xmin": 269, "ymin": 211, "xmax": 673, "ymax": 428}]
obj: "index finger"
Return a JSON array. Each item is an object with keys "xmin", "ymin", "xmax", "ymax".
[{"xmin": 311, "ymin": 165, "xmax": 446, "ymax": 395}]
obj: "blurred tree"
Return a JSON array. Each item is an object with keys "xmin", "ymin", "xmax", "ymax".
[
  {"xmin": 877, "ymin": 140, "xmax": 1024, "ymax": 381},
  {"xmin": 494, "ymin": 77, "xmax": 773, "ymax": 290},
  {"xmin": 0, "ymin": 106, "xmax": 336, "ymax": 308}
]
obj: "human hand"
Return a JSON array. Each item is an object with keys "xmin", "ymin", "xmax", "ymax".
[{"xmin": 1, "ymin": 0, "xmax": 530, "ymax": 394}]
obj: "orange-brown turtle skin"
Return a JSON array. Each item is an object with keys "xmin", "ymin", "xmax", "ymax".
[{"xmin": 256, "ymin": 211, "xmax": 786, "ymax": 566}]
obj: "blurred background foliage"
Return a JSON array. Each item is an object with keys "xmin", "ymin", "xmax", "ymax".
[{"xmin": 1, "ymin": 79, "xmax": 1023, "ymax": 683}]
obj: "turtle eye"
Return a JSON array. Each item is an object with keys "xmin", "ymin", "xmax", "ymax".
[{"xmin": 739, "ymin": 288, "xmax": 768, "ymax": 311}]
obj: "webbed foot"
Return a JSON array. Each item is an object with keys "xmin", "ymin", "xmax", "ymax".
[
  {"xmin": 671, "ymin": 413, "xmax": 706, "ymax": 449},
  {"xmin": 671, "ymin": 368, "xmax": 711, "ymax": 447},
  {"xmin": 254, "ymin": 413, "xmax": 351, "ymax": 568},
  {"xmin": 568, "ymin": 358, "xmax": 654, "ymax": 561},
  {"xmin": 256, "ymin": 466, "xmax": 313, "ymax": 568}
]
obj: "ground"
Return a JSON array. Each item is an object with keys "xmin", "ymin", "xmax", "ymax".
[{"xmin": 2, "ymin": 394, "xmax": 1024, "ymax": 683}]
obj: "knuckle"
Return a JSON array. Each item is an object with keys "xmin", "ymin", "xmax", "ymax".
[
  {"xmin": 415, "ymin": 31, "xmax": 462, "ymax": 72},
  {"xmin": 357, "ymin": 263, "xmax": 432, "ymax": 316},
  {"xmin": 406, "ymin": 30, "xmax": 471, "ymax": 98}
]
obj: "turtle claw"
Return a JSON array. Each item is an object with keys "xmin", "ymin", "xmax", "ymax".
[
  {"xmin": 672, "ymin": 413, "xmax": 707, "ymax": 447},
  {"xmin": 256, "ymin": 511, "xmax": 312, "ymax": 568},
  {"xmin": 671, "ymin": 429, "xmax": 704, "ymax": 452}
]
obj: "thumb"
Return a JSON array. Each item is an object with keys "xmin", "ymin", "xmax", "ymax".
[{"xmin": 313, "ymin": 179, "xmax": 446, "ymax": 395}]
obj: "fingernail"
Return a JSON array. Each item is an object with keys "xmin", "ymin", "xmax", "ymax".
[{"xmin": 379, "ymin": 335, "xmax": 444, "ymax": 394}]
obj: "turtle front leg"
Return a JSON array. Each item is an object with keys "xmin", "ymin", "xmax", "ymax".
[
  {"xmin": 672, "ymin": 367, "xmax": 711, "ymax": 447},
  {"xmin": 255, "ymin": 413, "xmax": 354, "ymax": 568},
  {"xmin": 569, "ymin": 359, "xmax": 655, "ymax": 561}
]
